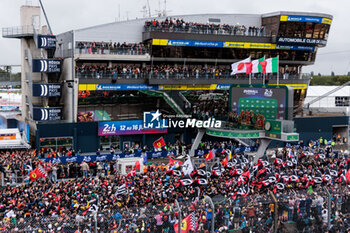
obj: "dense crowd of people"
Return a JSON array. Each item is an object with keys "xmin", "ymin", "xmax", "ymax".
[
  {"xmin": 144, "ymin": 18, "xmax": 266, "ymax": 36},
  {"xmin": 76, "ymin": 41, "xmax": 147, "ymax": 55},
  {"xmin": 0, "ymin": 138, "xmax": 348, "ymax": 232}
]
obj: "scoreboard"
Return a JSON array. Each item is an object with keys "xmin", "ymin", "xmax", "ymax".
[{"xmin": 230, "ymin": 84, "xmax": 294, "ymax": 120}]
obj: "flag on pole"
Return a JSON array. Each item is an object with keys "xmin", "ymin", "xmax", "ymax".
[
  {"xmin": 174, "ymin": 212, "xmax": 197, "ymax": 233},
  {"xmin": 231, "ymin": 57, "xmax": 251, "ymax": 75},
  {"xmin": 29, "ymin": 166, "xmax": 46, "ymax": 181},
  {"xmin": 182, "ymin": 156, "xmax": 194, "ymax": 176},
  {"xmin": 252, "ymin": 57, "xmax": 265, "ymax": 73},
  {"xmin": 153, "ymin": 137, "xmax": 166, "ymax": 149},
  {"xmin": 204, "ymin": 149, "xmax": 214, "ymax": 161},
  {"xmin": 262, "ymin": 56, "xmax": 278, "ymax": 74}
]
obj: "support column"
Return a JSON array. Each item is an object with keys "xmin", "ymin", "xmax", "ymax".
[
  {"xmin": 189, "ymin": 129, "xmax": 206, "ymax": 157},
  {"xmin": 254, "ymin": 138, "xmax": 272, "ymax": 163}
]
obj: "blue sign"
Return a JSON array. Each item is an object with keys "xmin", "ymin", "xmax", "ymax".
[
  {"xmin": 96, "ymin": 84, "xmax": 158, "ymax": 91},
  {"xmin": 37, "ymin": 35, "xmax": 56, "ymax": 49},
  {"xmin": 41, "ymin": 150, "xmax": 176, "ymax": 164},
  {"xmin": 32, "ymin": 59, "xmax": 61, "ymax": 73},
  {"xmin": 216, "ymin": 84, "xmax": 231, "ymax": 90},
  {"xmin": 285, "ymin": 16, "xmax": 323, "ymax": 23},
  {"xmin": 277, "ymin": 37, "xmax": 327, "ymax": 46},
  {"xmin": 33, "ymin": 83, "xmax": 61, "ymax": 97},
  {"xmin": 276, "ymin": 45, "xmax": 315, "ymax": 51},
  {"xmin": 98, "ymin": 120, "xmax": 167, "ymax": 136},
  {"xmin": 167, "ymin": 40, "xmax": 223, "ymax": 48},
  {"xmin": 33, "ymin": 108, "xmax": 62, "ymax": 121}
]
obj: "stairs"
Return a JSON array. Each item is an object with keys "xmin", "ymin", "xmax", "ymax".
[{"xmin": 140, "ymin": 90, "xmax": 185, "ymax": 115}]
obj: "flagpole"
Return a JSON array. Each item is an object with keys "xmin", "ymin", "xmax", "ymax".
[
  {"xmin": 277, "ymin": 55, "xmax": 280, "ymax": 86},
  {"xmin": 249, "ymin": 73, "xmax": 251, "ymax": 85},
  {"xmin": 263, "ymin": 73, "xmax": 265, "ymax": 85}
]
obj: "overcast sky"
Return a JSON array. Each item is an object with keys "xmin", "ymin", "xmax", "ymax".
[{"xmin": 1, "ymin": 0, "xmax": 349, "ymax": 75}]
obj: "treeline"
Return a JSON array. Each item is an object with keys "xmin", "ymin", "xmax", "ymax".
[{"xmin": 310, "ymin": 76, "xmax": 350, "ymax": 86}]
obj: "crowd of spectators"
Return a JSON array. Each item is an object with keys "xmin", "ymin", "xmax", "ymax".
[
  {"xmin": 0, "ymin": 139, "xmax": 349, "ymax": 232},
  {"xmin": 144, "ymin": 18, "xmax": 266, "ymax": 36},
  {"xmin": 76, "ymin": 41, "xmax": 148, "ymax": 55},
  {"xmin": 75, "ymin": 63, "xmax": 301, "ymax": 80}
]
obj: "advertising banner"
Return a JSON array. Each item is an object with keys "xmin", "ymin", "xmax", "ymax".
[
  {"xmin": 37, "ymin": 35, "xmax": 56, "ymax": 49},
  {"xmin": 33, "ymin": 108, "xmax": 62, "ymax": 121},
  {"xmin": 276, "ymin": 44, "xmax": 315, "ymax": 51},
  {"xmin": 32, "ymin": 83, "xmax": 61, "ymax": 97},
  {"xmin": 276, "ymin": 37, "xmax": 327, "ymax": 46},
  {"xmin": 98, "ymin": 120, "xmax": 168, "ymax": 136},
  {"xmin": 96, "ymin": 84, "xmax": 159, "ymax": 91},
  {"xmin": 41, "ymin": 147, "xmax": 256, "ymax": 164},
  {"xmin": 32, "ymin": 59, "xmax": 61, "ymax": 73},
  {"xmin": 280, "ymin": 15, "xmax": 332, "ymax": 25}
]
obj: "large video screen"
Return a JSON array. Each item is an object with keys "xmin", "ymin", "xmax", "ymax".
[{"xmin": 230, "ymin": 85, "xmax": 292, "ymax": 121}]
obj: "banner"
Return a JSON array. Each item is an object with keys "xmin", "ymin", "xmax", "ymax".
[
  {"xmin": 37, "ymin": 35, "xmax": 56, "ymax": 49},
  {"xmin": 33, "ymin": 108, "xmax": 62, "ymax": 121},
  {"xmin": 280, "ymin": 15, "xmax": 332, "ymax": 25},
  {"xmin": 194, "ymin": 147, "xmax": 256, "ymax": 157},
  {"xmin": 98, "ymin": 120, "xmax": 167, "ymax": 136},
  {"xmin": 276, "ymin": 37, "xmax": 327, "ymax": 46},
  {"xmin": 32, "ymin": 83, "xmax": 61, "ymax": 97},
  {"xmin": 32, "ymin": 59, "xmax": 61, "ymax": 73},
  {"xmin": 96, "ymin": 84, "xmax": 159, "ymax": 91},
  {"xmin": 276, "ymin": 45, "xmax": 315, "ymax": 51},
  {"xmin": 41, "ymin": 150, "xmax": 177, "ymax": 164}
]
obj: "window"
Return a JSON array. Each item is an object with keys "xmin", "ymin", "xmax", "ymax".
[{"xmin": 335, "ymin": 97, "xmax": 350, "ymax": 107}]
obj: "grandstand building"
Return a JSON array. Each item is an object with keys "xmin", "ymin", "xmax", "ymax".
[{"xmin": 2, "ymin": 4, "xmax": 334, "ymax": 152}]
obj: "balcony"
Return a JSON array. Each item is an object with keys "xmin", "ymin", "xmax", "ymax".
[
  {"xmin": 75, "ymin": 45, "xmax": 151, "ymax": 61},
  {"xmin": 76, "ymin": 70, "xmax": 310, "ymax": 86},
  {"xmin": 2, "ymin": 25, "xmax": 37, "ymax": 38}
]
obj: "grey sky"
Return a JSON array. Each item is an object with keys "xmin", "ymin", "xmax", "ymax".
[{"xmin": 1, "ymin": 0, "xmax": 349, "ymax": 75}]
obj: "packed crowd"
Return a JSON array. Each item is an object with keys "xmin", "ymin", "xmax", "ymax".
[
  {"xmin": 76, "ymin": 41, "xmax": 147, "ymax": 55},
  {"xmin": 0, "ymin": 139, "xmax": 349, "ymax": 232},
  {"xmin": 144, "ymin": 18, "xmax": 266, "ymax": 36},
  {"xmin": 75, "ymin": 63, "xmax": 234, "ymax": 79}
]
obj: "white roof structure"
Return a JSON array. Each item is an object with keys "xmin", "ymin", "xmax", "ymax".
[{"xmin": 0, "ymin": 128, "xmax": 30, "ymax": 149}]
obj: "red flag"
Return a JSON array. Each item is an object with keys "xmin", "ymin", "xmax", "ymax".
[
  {"xmin": 168, "ymin": 158, "xmax": 183, "ymax": 167},
  {"xmin": 204, "ymin": 150, "xmax": 214, "ymax": 161},
  {"xmin": 245, "ymin": 62, "xmax": 253, "ymax": 74},
  {"xmin": 29, "ymin": 167, "xmax": 46, "ymax": 181},
  {"xmin": 346, "ymin": 169, "xmax": 350, "ymax": 183},
  {"xmin": 174, "ymin": 213, "xmax": 197, "ymax": 233},
  {"xmin": 259, "ymin": 60, "xmax": 267, "ymax": 74},
  {"xmin": 135, "ymin": 161, "xmax": 140, "ymax": 170},
  {"xmin": 221, "ymin": 156, "xmax": 228, "ymax": 167},
  {"xmin": 153, "ymin": 137, "xmax": 166, "ymax": 149}
]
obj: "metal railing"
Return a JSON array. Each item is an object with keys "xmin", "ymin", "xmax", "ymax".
[
  {"xmin": 2, "ymin": 25, "xmax": 37, "ymax": 37},
  {"xmin": 75, "ymin": 71, "xmax": 305, "ymax": 80},
  {"xmin": 144, "ymin": 25, "xmax": 270, "ymax": 37},
  {"xmin": 75, "ymin": 47, "xmax": 149, "ymax": 56}
]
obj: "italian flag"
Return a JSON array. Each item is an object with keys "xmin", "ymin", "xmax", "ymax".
[
  {"xmin": 252, "ymin": 57, "xmax": 265, "ymax": 73},
  {"xmin": 260, "ymin": 56, "xmax": 278, "ymax": 74}
]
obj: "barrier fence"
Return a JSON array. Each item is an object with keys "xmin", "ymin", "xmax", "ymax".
[{"xmin": 0, "ymin": 185, "xmax": 347, "ymax": 233}]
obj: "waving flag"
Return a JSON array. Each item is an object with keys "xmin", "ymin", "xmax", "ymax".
[
  {"xmin": 231, "ymin": 57, "xmax": 251, "ymax": 75},
  {"xmin": 29, "ymin": 166, "xmax": 46, "ymax": 181},
  {"xmin": 174, "ymin": 212, "xmax": 197, "ymax": 233},
  {"xmin": 204, "ymin": 149, "xmax": 214, "ymax": 161},
  {"xmin": 345, "ymin": 169, "xmax": 350, "ymax": 183},
  {"xmin": 153, "ymin": 137, "xmax": 166, "ymax": 149},
  {"xmin": 182, "ymin": 157, "xmax": 194, "ymax": 176}
]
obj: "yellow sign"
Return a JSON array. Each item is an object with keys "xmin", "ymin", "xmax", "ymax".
[
  {"xmin": 79, "ymin": 84, "xmax": 97, "ymax": 91},
  {"xmin": 158, "ymin": 84, "xmax": 217, "ymax": 90},
  {"xmin": 269, "ymin": 84, "xmax": 308, "ymax": 90},
  {"xmin": 223, "ymin": 42, "xmax": 276, "ymax": 49},
  {"xmin": 152, "ymin": 39, "xmax": 169, "ymax": 46},
  {"xmin": 322, "ymin": 17, "xmax": 332, "ymax": 25}
]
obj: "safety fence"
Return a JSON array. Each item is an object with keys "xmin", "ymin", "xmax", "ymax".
[{"xmin": 1, "ymin": 187, "xmax": 348, "ymax": 233}]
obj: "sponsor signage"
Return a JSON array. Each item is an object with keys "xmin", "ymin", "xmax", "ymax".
[
  {"xmin": 96, "ymin": 84, "xmax": 158, "ymax": 91},
  {"xmin": 280, "ymin": 15, "xmax": 332, "ymax": 25},
  {"xmin": 277, "ymin": 37, "xmax": 327, "ymax": 46},
  {"xmin": 223, "ymin": 42, "xmax": 276, "ymax": 49},
  {"xmin": 37, "ymin": 35, "xmax": 56, "ymax": 49},
  {"xmin": 98, "ymin": 120, "xmax": 167, "ymax": 136},
  {"xmin": 32, "ymin": 83, "xmax": 61, "ymax": 97},
  {"xmin": 276, "ymin": 44, "xmax": 315, "ymax": 51},
  {"xmin": 264, "ymin": 120, "xmax": 282, "ymax": 135},
  {"xmin": 33, "ymin": 107, "xmax": 62, "ymax": 121},
  {"xmin": 32, "ymin": 59, "xmax": 61, "ymax": 73},
  {"xmin": 206, "ymin": 129, "xmax": 262, "ymax": 138}
]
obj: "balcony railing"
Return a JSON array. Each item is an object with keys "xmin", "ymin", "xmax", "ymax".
[
  {"xmin": 75, "ymin": 71, "xmax": 306, "ymax": 80},
  {"xmin": 144, "ymin": 25, "xmax": 270, "ymax": 37},
  {"xmin": 2, "ymin": 25, "xmax": 37, "ymax": 37},
  {"xmin": 75, "ymin": 47, "xmax": 149, "ymax": 56}
]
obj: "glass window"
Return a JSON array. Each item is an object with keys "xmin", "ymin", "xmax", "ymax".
[
  {"xmin": 335, "ymin": 97, "xmax": 350, "ymax": 107},
  {"xmin": 305, "ymin": 23, "xmax": 314, "ymax": 38}
]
